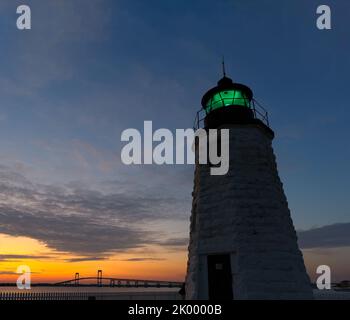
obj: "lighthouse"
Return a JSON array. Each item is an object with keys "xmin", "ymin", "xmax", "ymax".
[{"xmin": 185, "ymin": 73, "xmax": 313, "ymax": 300}]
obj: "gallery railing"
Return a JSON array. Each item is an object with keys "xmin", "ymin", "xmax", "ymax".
[{"xmin": 193, "ymin": 99, "xmax": 270, "ymax": 130}]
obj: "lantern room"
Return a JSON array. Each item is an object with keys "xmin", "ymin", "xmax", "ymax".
[
  {"xmin": 201, "ymin": 75, "xmax": 256, "ymax": 129},
  {"xmin": 201, "ymin": 76, "xmax": 253, "ymax": 114}
]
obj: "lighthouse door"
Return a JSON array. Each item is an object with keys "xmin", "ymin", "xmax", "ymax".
[{"xmin": 207, "ymin": 254, "xmax": 233, "ymax": 300}]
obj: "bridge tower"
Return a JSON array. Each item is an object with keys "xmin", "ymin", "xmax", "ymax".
[
  {"xmin": 97, "ymin": 270, "xmax": 102, "ymax": 287},
  {"xmin": 74, "ymin": 272, "xmax": 80, "ymax": 286},
  {"xmin": 185, "ymin": 74, "xmax": 313, "ymax": 300}
]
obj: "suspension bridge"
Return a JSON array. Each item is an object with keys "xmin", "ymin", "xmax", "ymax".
[{"xmin": 54, "ymin": 270, "xmax": 183, "ymax": 288}]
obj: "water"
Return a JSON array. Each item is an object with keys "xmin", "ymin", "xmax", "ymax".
[{"xmin": 0, "ymin": 286, "xmax": 179, "ymax": 293}]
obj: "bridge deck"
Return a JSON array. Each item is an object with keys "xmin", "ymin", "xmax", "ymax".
[{"xmin": 54, "ymin": 277, "xmax": 183, "ymax": 288}]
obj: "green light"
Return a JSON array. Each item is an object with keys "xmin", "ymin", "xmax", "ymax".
[{"xmin": 205, "ymin": 90, "xmax": 250, "ymax": 113}]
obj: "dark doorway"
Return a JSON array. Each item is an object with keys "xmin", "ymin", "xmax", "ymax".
[{"xmin": 207, "ymin": 254, "xmax": 233, "ymax": 300}]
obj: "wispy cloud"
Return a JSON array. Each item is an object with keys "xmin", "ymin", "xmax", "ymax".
[
  {"xmin": 120, "ymin": 258, "xmax": 166, "ymax": 262},
  {"xmin": 0, "ymin": 271, "xmax": 18, "ymax": 275},
  {"xmin": 298, "ymin": 223, "xmax": 350, "ymax": 249},
  {"xmin": 0, "ymin": 165, "xmax": 188, "ymax": 256},
  {"xmin": 0, "ymin": 254, "xmax": 52, "ymax": 262},
  {"xmin": 160, "ymin": 238, "xmax": 188, "ymax": 247},
  {"xmin": 65, "ymin": 257, "xmax": 107, "ymax": 263}
]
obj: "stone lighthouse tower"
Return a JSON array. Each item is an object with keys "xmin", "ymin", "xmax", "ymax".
[{"xmin": 185, "ymin": 73, "xmax": 313, "ymax": 300}]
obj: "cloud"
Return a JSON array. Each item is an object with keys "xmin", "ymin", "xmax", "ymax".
[
  {"xmin": 0, "ymin": 165, "xmax": 187, "ymax": 256},
  {"xmin": 0, "ymin": 204, "xmax": 151, "ymax": 256},
  {"xmin": 65, "ymin": 257, "xmax": 107, "ymax": 263},
  {"xmin": 160, "ymin": 238, "xmax": 188, "ymax": 247},
  {"xmin": 0, "ymin": 254, "xmax": 52, "ymax": 262},
  {"xmin": 120, "ymin": 258, "xmax": 166, "ymax": 262},
  {"xmin": 0, "ymin": 271, "xmax": 18, "ymax": 275},
  {"xmin": 298, "ymin": 223, "xmax": 350, "ymax": 249}
]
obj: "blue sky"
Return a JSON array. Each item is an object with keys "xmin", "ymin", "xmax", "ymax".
[{"xmin": 0, "ymin": 0, "xmax": 349, "ymax": 280}]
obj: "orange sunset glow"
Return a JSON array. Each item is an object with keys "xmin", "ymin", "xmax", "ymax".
[
  {"xmin": 2, "ymin": 230, "xmax": 350, "ymax": 285},
  {"xmin": 0, "ymin": 234, "xmax": 187, "ymax": 283}
]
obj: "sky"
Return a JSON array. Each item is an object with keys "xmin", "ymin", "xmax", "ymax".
[{"xmin": 0, "ymin": 0, "xmax": 349, "ymax": 283}]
